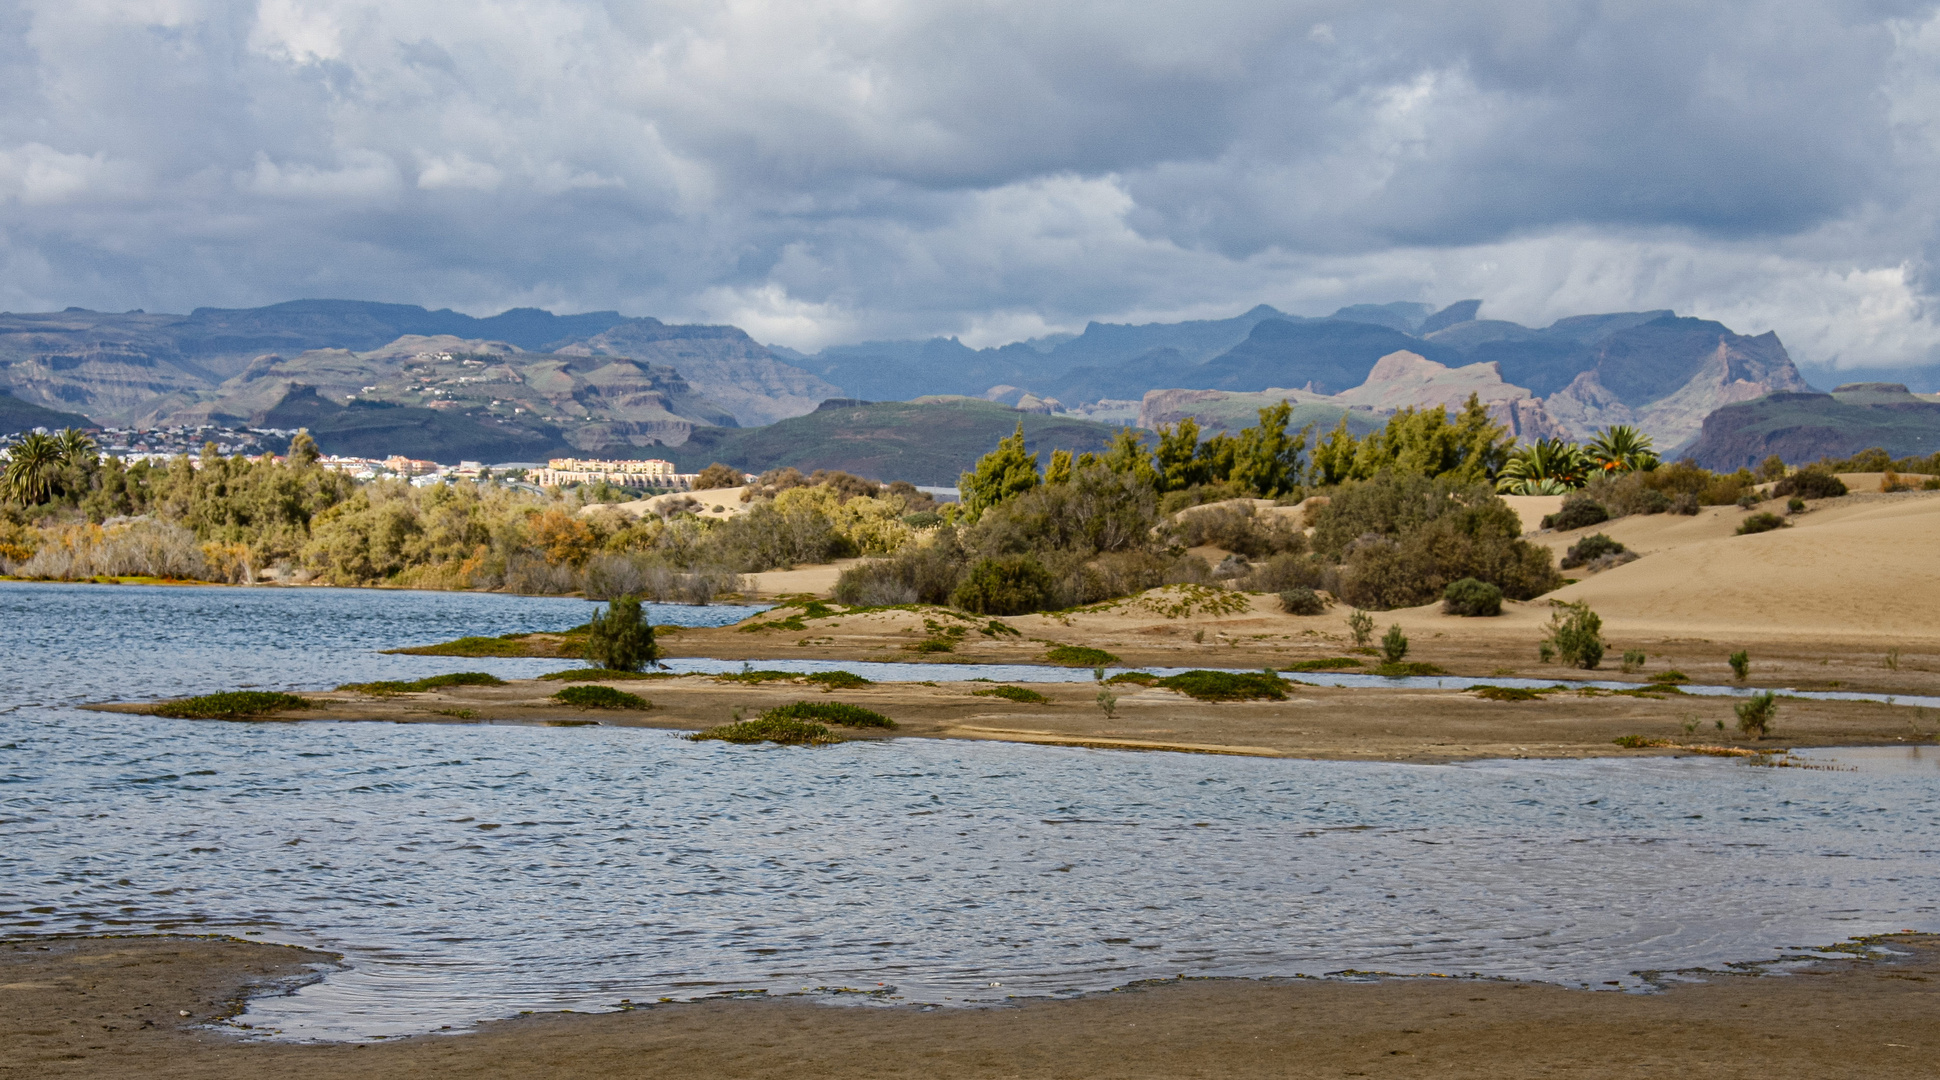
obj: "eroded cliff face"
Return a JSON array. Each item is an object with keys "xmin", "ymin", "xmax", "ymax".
[
  {"xmin": 1136, "ymin": 351, "xmax": 1571, "ymax": 441},
  {"xmin": 1542, "ymin": 329, "xmax": 1809, "ymax": 451},
  {"xmin": 565, "ymin": 321, "xmax": 839, "ymax": 427}
]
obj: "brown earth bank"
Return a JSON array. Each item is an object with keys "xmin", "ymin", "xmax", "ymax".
[
  {"xmin": 93, "ymin": 673, "xmax": 1937, "ymax": 763},
  {"xmin": 5, "ymin": 933, "xmax": 1938, "ymax": 1079}
]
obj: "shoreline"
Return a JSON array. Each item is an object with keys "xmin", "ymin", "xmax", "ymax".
[
  {"xmin": 90, "ymin": 670, "xmax": 1939, "ymax": 764},
  {"xmin": 4, "ymin": 932, "xmax": 1936, "ymax": 1077}
]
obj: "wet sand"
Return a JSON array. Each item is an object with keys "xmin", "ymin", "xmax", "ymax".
[
  {"xmin": 5, "ymin": 933, "xmax": 1937, "ymax": 1079},
  {"xmin": 93, "ymin": 671, "xmax": 1934, "ymax": 763}
]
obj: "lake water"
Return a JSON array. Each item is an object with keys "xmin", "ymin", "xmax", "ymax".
[{"xmin": 2, "ymin": 581, "xmax": 1936, "ymax": 1041}]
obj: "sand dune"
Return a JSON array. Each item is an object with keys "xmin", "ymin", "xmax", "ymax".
[{"xmin": 1540, "ymin": 493, "xmax": 1940, "ymax": 641}]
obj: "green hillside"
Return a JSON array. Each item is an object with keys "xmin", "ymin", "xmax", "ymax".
[
  {"xmin": 0, "ymin": 390, "xmax": 94, "ymax": 436},
  {"xmin": 1684, "ymin": 385, "xmax": 1940, "ymax": 469},
  {"xmin": 667, "ymin": 398, "xmax": 1127, "ymax": 485}
]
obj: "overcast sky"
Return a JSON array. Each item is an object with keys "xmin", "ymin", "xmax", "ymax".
[{"xmin": 4, "ymin": 1, "xmax": 1940, "ymax": 366}]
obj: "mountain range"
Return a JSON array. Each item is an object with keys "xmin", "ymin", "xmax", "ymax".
[{"xmin": 1, "ymin": 297, "xmax": 1932, "ymax": 471}]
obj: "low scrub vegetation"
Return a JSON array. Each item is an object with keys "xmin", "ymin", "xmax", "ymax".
[
  {"xmin": 1469, "ymin": 685, "xmax": 1546, "ymax": 701},
  {"xmin": 1544, "ymin": 602, "xmax": 1605, "ymax": 670},
  {"xmin": 804, "ymin": 671, "xmax": 873, "ymax": 690},
  {"xmin": 539, "ymin": 668, "xmax": 674, "ymax": 681},
  {"xmin": 385, "ymin": 634, "xmax": 536, "ymax": 657},
  {"xmin": 1560, "ymin": 533, "xmax": 1627, "ymax": 570},
  {"xmin": 688, "ymin": 716, "xmax": 841, "ymax": 745},
  {"xmin": 1772, "ymin": 468, "xmax": 1847, "ymax": 500},
  {"xmin": 1540, "ymin": 494, "xmax": 1610, "ymax": 532},
  {"xmin": 1278, "ymin": 586, "xmax": 1327, "ymax": 615},
  {"xmin": 1736, "ymin": 512, "xmax": 1788, "ymax": 535},
  {"xmin": 1155, "ymin": 670, "xmax": 1288, "ymax": 701},
  {"xmin": 152, "ymin": 690, "xmax": 314, "ymax": 720},
  {"xmin": 1734, "ymin": 691, "xmax": 1779, "ymax": 738},
  {"xmin": 761, "ymin": 701, "xmax": 896, "ymax": 728},
  {"xmin": 551, "ymin": 685, "xmax": 650, "ymax": 709},
  {"xmin": 972, "ymin": 685, "xmax": 1050, "ymax": 703},
  {"xmin": 1045, "ymin": 644, "xmax": 1119, "ymax": 667},
  {"xmin": 1374, "ymin": 661, "xmax": 1446, "ymax": 677},
  {"xmin": 1283, "ymin": 657, "xmax": 1364, "ymax": 671},
  {"xmin": 337, "ymin": 672, "xmax": 505, "ymax": 694},
  {"xmin": 1441, "ymin": 577, "xmax": 1502, "ymax": 617}
]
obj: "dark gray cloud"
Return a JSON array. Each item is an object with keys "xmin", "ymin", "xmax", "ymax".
[{"xmin": 2, "ymin": 0, "xmax": 1939, "ymax": 365}]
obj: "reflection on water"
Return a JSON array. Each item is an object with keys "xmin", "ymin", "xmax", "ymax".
[
  {"xmin": 1792, "ymin": 745, "xmax": 1940, "ymax": 775},
  {"xmin": 1, "ymin": 581, "xmax": 1936, "ymax": 1042}
]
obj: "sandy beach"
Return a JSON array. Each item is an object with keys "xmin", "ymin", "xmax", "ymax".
[{"xmin": 5, "ymin": 933, "xmax": 1937, "ymax": 1079}]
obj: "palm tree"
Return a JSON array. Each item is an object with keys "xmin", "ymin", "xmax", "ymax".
[
  {"xmin": 4, "ymin": 432, "xmax": 62, "ymax": 504},
  {"xmin": 1495, "ymin": 438, "xmax": 1591, "ymax": 494},
  {"xmin": 54, "ymin": 427, "xmax": 98, "ymax": 467},
  {"xmin": 1587, "ymin": 425, "xmax": 1658, "ymax": 474}
]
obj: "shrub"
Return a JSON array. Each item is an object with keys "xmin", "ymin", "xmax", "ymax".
[
  {"xmin": 692, "ymin": 463, "xmax": 745, "ymax": 490},
  {"xmin": 1326, "ymin": 476, "xmax": 1563, "ymax": 609},
  {"xmin": 1279, "ymin": 587, "xmax": 1327, "ymax": 615},
  {"xmin": 1735, "ymin": 492, "xmax": 1762, "ymax": 509},
  {"xmin": 539, "ymin": 668, "xmax": 672, "ymax": 681},
  {"xmin": 1620, "ymin": 649, "xmax": 1647, "ymax": 674},
  {"xmin": 1786, "ymin": 496, "xmax": 1807, "ymax": 515},
  {"xmin": 387, "ymin": 634, "xmax": 534, "ymax": 657},
  {"xmin": 1045, "ymin": 644, "xmax": 1119, "ymax": 667},
  {"xmin": 1544, "ymin": 602, "xmax": 1604, "ymax": 669},
  {"xmin": 1238, "ymin": 551, "xmax": 1328, "ymax": 593},
  {"xmin": 1380, "ymin": 624, "xmax": 1409, "ymax": 663},
  {"xmin": 1734, "ymin": 691, "xmax": 1778, "ymax": 739},
  {"xmin": 1735, "ymin": 512, "xmax": 1788, "ymax": 536},
  {"xmin": 1375, "ymin": 661, "xmax": 1445, "ymax": 677},
  {"xmin": 585, "ymin": 596, "xmax": 659, "ymax": 672},
  {"xmin": 1104, "ymin": 671, "xmax": 1158, "ymax": 686},
  {"xmin": 1171, "ymin": 502, "xmax": 1307, "ymax": 558},
  {"xmin": 1441, "ymin": 577, "xmax": 1502, "ymax": 616},
  {"xmin": 1470, "ymin": 685, "xmax": 1543, "ymax": 701},
  {"xmin": 1347, "ymin": 609, "xmax": 1375, "ymax": 645},
  {"xmin": 1649, "ymin": 670, "xmax": 1689, "ymax": 684},
  {"xmin": 1560, "ymin": 533, "xmax": 1627, "ymax": 570},
  {"xmin": 337, "ymin": 672, "xmax": 506, "ymax": 694},
  {"xmin": 688, "ymin": 716, "xmax": 840, "ymax": 745},
  {"xmin": 763, "ymin": 700, "xmax": 896, "ymax": 728},
  {"xmin": 1156, "ymin": 670, "xmax": 1288, "ymax": 701},
  {"xmin": 1283, "ymin": 657, "xmax": 1364, "ymax": 671},
  {"xmin": 1773, "ymin": 468, "xmax": 1847, "ymax": 500},
  {"xmin": 152, "ymin": 691, "xmax": 313, "ymax": 720},
  {"xmin": 1729, "ymin": 650, "xmax": 1750, "ymax": 681},
  {"xmin": 1540, "ymin": 494, "xmax": 1610, "ymax": 532},
  {"xmin": 1095, "ymin": 687, "xmax": 1118, "ymax": 717},
  {"xmin": 951, "ymin": 555, "xmax": 1056, "ymax": 615},
  {"xmin": 552, "ymin": 685, "xmax": 650, "ymax": 709},
  {"xmin": 1670, "ymin": 492, "xmax": 1699, "ymax": 515},
  {"xmin": 973, "ymin": 685, "xmax": 1049, "ymax": 703},
  {"xmin": 804, "ymin": 670, "xmax": 873, "ymax": 690}
]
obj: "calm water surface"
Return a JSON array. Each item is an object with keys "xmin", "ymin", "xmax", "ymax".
[{"xmin": 1, "ymin": 582, "xmax": 1936, "ymax": 1041}]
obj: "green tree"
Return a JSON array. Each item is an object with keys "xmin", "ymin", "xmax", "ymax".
[
  {"xmin": 1544, "ymin": 602, "xmax": 1604, "ymax": 669},
  {"xmin": 1155, "ymin": 418, "xmax": 1205, "ymax": 492},
  {"xmin": 288, "ymin": 431, "xmax": 322, "ymax": 467},
  {"xmin": 1043, "ymin": 449, "xmax": 1073, "ymax": 485},
  {"xmin": 959, "ymin": 421, "xmax": 1041, "ymax": 519},
  {"xmin": 951, "ymin": 555, "xmax": 1055, "ymax": 615},
  {"xmin": 1587, "ymin": 426, "xmax": 1659, "ymax": 475},
  {"xmin": 54, "ymin": 428, "xmax": 97, "ymax": 467},
  {"xmin": 1099, "ymin": 426, "xmax": 1157, "ymax": 487},
  {"xmin": 1308, "ymin": 416, "xmax": 1361, "ymax": 487},
  {"xmin": 3, "ymin": 432, "xmax": 62, "ymax": 505},
  {"xmin": 1229, "ymin": 401, "xmax": 1309, "ymax": 497},
  {"xmin": 586, "ymin": 595, "xmax": 659, "ymax": 671}
]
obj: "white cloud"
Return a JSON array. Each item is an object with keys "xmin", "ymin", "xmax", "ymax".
[{"xmin": 1, "ymin": 0, "xmax": 1939, "ymax": 371}]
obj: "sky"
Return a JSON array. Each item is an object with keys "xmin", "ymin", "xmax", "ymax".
[{"xmin": 5, "ymin": 0, "xmax": 1940, "ymax": 369}]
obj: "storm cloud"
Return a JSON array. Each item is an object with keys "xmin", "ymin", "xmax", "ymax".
[{"xmin": 4, "ymin": 0, "xmax": 1940, "ymax": 366}]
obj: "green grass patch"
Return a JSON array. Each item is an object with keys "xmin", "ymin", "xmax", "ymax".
[
  {"xmin": 688, "ymin": 717, "xmax": 841, "ymax": 745},
  {"xmin": 337, "ymin": 672, "xmax": 505, "ymax": 694},
  {"xmin": 1648, "ymin": 670, "xmax": 1690, "ymax": 684},
  {"xmin": 714, "ymin": 669, "xmax": 804, "ymax": 684},
  {"xmin": 1282, "ymin": 657, "xmax": 1366, "ymax": 672},
  {"xmin": 1044, "ymin": 645, "xmax": 1120, "ymax": 667},
  {"xmin": 152, "ymin": 691, "xmax": 314, "ymax": 720},
  {"xmin": 1154, "ymin": 670, "xmax": 1288, "ymax": 701},
  {"xmin": 1467, "ymin": 685, "xmax": 1547, "ymax": 701},
  {"xmin": 539, "ymin": 669, "xmax": 677, "ymax": 681},
  {"xmin": 903, "ymin": 638, "xmax": 956, "ymax": 653},
  {"xmin": 972, "ymin": 685, "xmax": 1049, "ymax": 704},
  {"xmin": 551, "ymin": 685, "xmax": 651, "ymax": 709},
  {"xmin": 763, "ymin": 701, "xmax": 896, "ymax": 728},
  {"xmin": 804, "ymin": 671, "xmax": 873, "ymax": 690},
  {"xmin": 1373, "ymin": 662, "xmax": 1446, "ymax": 677},
  {"xmin": 385, "ymin": 634, "xmax": 537, "ymax": 657},
  {"xmin": 1104, "ymin": 671, "xmax": 1158, "ymax": 686}
]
